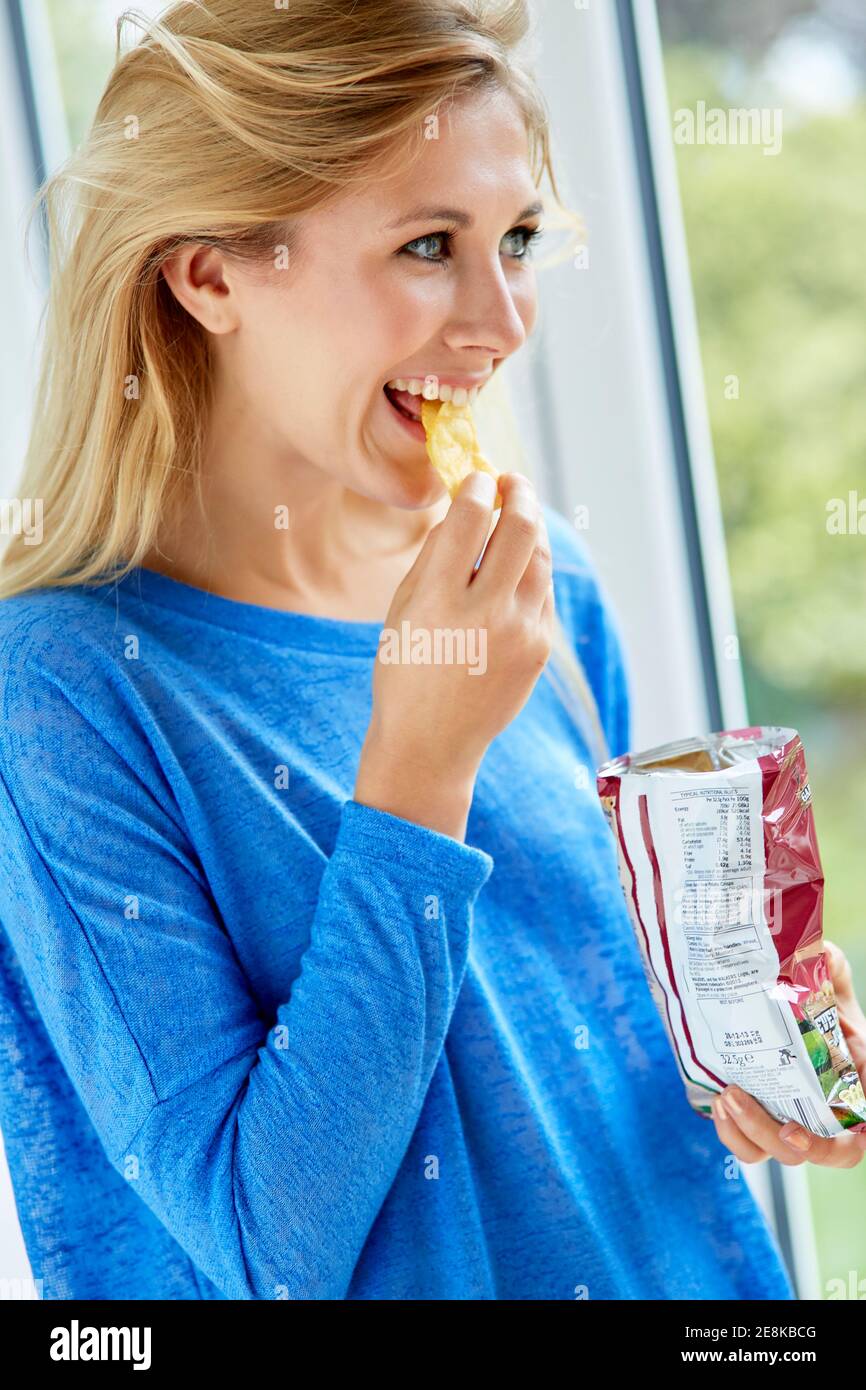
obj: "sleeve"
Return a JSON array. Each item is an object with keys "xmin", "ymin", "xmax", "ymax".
[{"xmin": 0, "ymin": 627, "xmax": 493, "ymax": 1300}]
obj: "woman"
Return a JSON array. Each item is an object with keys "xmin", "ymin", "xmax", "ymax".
[{"xmin": 0, "ymin": 0, "xmax": 863, "ymax": 1302}]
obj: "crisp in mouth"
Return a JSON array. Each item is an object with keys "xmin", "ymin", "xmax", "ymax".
[{"xmin": 384, "ymin": 376, "xmax": 481, "ymax": 424}]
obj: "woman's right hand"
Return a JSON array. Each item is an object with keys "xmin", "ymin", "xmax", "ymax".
[{"xmin": 354, "ymin": 470, "xmax": 555, "ymax": 839}]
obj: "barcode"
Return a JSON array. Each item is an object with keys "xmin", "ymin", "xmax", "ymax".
[{"xmin": 775, "ymin": 1094, "xmax": 833, "ymax": 1138}]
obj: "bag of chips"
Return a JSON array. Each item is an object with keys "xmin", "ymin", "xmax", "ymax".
[{"xmin": 597, "ymin": 726, "xmax": 866, "ymax": 1137}]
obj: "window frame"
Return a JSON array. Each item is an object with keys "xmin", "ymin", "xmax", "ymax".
[{"xmin": 619, "ymin": 0, "xmax": 818, "ymax": 1299}]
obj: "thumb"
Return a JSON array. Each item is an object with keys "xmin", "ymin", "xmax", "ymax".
[{"xmin": 839, "ymin": 1012, "xmax": 866, "ymax": 1079}]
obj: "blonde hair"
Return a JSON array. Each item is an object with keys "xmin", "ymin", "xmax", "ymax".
[{"xmin": 1, "ymin": 0, "xmax": 610, "ymax": 768}]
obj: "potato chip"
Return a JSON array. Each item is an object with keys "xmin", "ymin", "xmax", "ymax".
[{"xmin": 421, "ymin": 398, "xmax": 503, "ymax": 509}]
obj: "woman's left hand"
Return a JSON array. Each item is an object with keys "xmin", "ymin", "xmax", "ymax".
[{"xmin": 711, "ymin": 940, "xmax": 866, "ymax": 1168}]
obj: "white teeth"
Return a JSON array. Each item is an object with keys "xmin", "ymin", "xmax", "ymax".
[{"xmin": 385, "ymin": 377, "xmax": 485, "ymax": 405}]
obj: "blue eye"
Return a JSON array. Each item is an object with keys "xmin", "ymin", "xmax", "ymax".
[
  {"xmin": 403, "ymin": 232, "xmax": 451, "ymax": 263},
  {"xmin": 399, "ymin": 224, "xmax": 543, "ymax": 267},
  {"xmin": 501, "ymin": 226, "xmax": 543, "ymax": 258}
]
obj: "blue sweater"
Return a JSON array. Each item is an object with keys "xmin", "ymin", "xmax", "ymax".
[{"xmin": 0, "ymin": 506, "xmax": 794, "ymax": 1301}]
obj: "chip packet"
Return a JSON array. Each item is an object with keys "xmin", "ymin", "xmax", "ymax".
[{"xmin": 597, "ymin": 726, "xmax": 866, "ymax": 1138}]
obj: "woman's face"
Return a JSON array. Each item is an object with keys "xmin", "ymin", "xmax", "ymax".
[{"xmin": 190, "ymin": 85, "xmax": 541, "ymax": 510}]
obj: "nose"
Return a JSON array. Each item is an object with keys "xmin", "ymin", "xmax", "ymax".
[{"xmin": 443, "ymin": 256, "xmax": 531, "ymax": 361}]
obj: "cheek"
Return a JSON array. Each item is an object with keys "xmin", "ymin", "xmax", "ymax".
[
  {"xmin": 233, "ymin": 324, "xmax": 295, "ymax": 419},
  {"xmin": 374, "ymin": 276, "xmax": 445, "ymax": 354},
  {"xmin": 251, "ymin": 289, "xmax": 343, "ymax": 404},
  {"xmin": 309, "ymin": 270, "xmax": 429, "ymax": 381}
]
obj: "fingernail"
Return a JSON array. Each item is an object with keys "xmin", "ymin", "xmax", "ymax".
[
  {"xmin": 779, "ymin": 1124, "xmax": 812, "ymax": 1151},
  {"xmin": 723, "ymin": 1087, "xmax": 743, "ymax": 1115},
  {"xmin": 714, "ymin": 1095, "xmax": 728, "ymax": 1121}
]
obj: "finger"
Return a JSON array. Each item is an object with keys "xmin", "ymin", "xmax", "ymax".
[
  {"xmin": 433, "ymin": 469, "xmax": 499, "ymax": 585},
  {"xmin": 721, "ymin": 1086, "xmax": 866, "ymax": 1169},
  {"xmin": 824, "ymin": 939, "xmax": 853, "ymax": 1003},
  {"xmin": 515, "ymin": 506, "xmax": 553, "ymax": 613},
  {"xmin": 825, "ymin": 939, "xmax": 866, "ymax": 1030},
  {"xmin": 837, "ymin": 1009, "xmax": 866, "ymax": 1077},
  {"xmin": 388, "ymin": 518, "xmax": 453, "ymax": 609},
  {"xmin": 720, "ymin": 1087, "xmax": 811, "ymax": 1165},
  {"xmin": 394, "ymin": 518, "xmax": 445, "ymax": 594},
  {"xmin": 472, "ymin": 472, "xmax": 540, "ymax": 597},
  {"xmin": 540, "ymin": 576, "xmax": 555, "ymax": 625},
  {"xmin": 776, "ymin": 1122, "xmax": 866, "ymax": 1169},
  {"xmin": 711, "ymin": 1095, "xmax": 770, "ymax": 1164},
  {"xmin": 819, "ymin": 939, "xmax": 866, "ymax": 1072}
]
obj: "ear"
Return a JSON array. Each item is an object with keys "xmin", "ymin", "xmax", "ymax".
[{"xmin": 160, "ymin": 244, "xmax": 238, "ymax": 334}]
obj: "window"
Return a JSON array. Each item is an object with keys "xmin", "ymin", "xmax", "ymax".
[
  {"xmin": 45, "ymin": 0, "xmax": 166, "ymax": 150},
  {"xmin": 656, "ymin": 0, "xmax": 866, "ymax": 1299}
]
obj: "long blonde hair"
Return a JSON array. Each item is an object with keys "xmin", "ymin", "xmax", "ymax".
[{"xmin": 1, "ymin": 0, "xmax": 610, "ymax": 768}]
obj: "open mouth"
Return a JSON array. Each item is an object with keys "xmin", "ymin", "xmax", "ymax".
[
  {"xmin": 383, "ymin": 383, "xmax": 430, "ymax": 440},
  {"xmin": 384, "ymin": 383, "xmax": 424, "ymax": 423},
  {"xmin": 383, "ymin": 376, "xmax": 481, "ymax": 442}
]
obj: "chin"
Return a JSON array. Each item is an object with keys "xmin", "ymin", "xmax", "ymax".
[
  {"xmin": 353, "ymin": 461, "xmax": 445, "ymax": 511},
  {"xmin": 387, "ymin": 480, "xmax": 445, "ymax": 511}
]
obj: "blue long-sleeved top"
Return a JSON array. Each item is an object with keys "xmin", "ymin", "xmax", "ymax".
[{"xmin": 0, "ymin": 505, "xmax": 795, "ymax": 1300}]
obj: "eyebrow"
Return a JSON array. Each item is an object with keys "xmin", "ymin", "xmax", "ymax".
[{"xmin": 384, "ymin": 201, "xmax": 544, "ymax": 231}]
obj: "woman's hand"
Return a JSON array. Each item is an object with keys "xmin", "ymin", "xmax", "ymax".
[
  {"xmin": 354, "ymin": 470, "xmax": 554, "ymax": 840},
  {"xmin": 711, "ymin": 940, "xmax": 866, "ymax": 1168}
]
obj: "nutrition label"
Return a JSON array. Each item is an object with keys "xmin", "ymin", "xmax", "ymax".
[
  {"xmin": 674, "ymin": 786, "xmax": 753, "ymax": 876},
  {"xmin": 665, "ymin": 786, "xmax": 783, "ymax": 1036}
]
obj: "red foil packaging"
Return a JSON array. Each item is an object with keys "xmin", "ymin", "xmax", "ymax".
[{"xmin": 597, "ymin": 727, "xmax": 866, "ymax": 1137}]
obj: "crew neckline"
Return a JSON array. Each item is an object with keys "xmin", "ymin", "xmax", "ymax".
[{"xmin": 102, "ymin": 564, "xmax": 385, "ymax": 656}]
